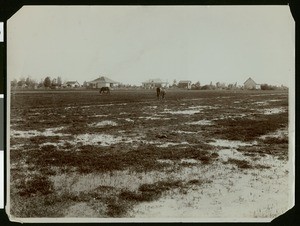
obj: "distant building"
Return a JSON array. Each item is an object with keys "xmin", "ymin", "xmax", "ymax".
[
  {"xmin": 244, "ymin": 77, "xmax": 260, "ymax": 90},
  {"xmin": 178, "ymin": 80, "xmax": 192, "ymax": 89},
  {"xmin": 62, "ymin": 81, "xmax": 81, "ymax": 88},
  {"xmin": 88, "ymin": 76, "xmax": 119, "ymax": 89},
  {"xmin": 142, "ymin": 79, "xmax": 169, "ymax": 89}
]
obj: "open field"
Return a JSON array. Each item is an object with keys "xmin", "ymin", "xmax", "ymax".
[{"xmin": 9, "ymin": 89, "xmax": 291, "ymax": 220}]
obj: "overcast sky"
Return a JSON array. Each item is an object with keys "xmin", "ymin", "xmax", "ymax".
[{"xmin": 8, "ymin": 6, "xmax": 294, "ymax": 86}]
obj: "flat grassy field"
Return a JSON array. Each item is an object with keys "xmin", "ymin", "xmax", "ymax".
[{"xmin": 9, "ymin": 89, "xmax": 291, "ymax": 220}]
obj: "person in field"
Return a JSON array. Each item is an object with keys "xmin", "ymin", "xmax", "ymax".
[
  {"xmin": 156, "ymin": 87, "xmax": 161, "ymax": 100},
  {"xmin": 160, "ymin": 88, "xmax": 166, "ymax": 100}
]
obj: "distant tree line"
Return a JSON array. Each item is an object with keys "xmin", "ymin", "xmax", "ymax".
[
  {"xmin": 189, "ymin": 81, "xmax": 287, "ymax": 90},
  {"xmin": 11, "ymin": 76, "xmax": 288, "ymax": 91},
  {"xmin": 260, "ymin": 84, "xmax": 287, "ymax": 90},
  {"xmin": 169, "ymin": 80, "xmax": 241, "ymax": 90},
  {"xmin": 11, "ymin": 76, "xmax": 63, "ymax": 89}
]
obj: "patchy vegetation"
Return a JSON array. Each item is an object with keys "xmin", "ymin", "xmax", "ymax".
[
  {"xmin": 9, "ymin": 89, "xmax": 290, "ymax": 218},
  {"xmin": 212, "ymin": 113, "xmax": 288, "ymax": 141}
]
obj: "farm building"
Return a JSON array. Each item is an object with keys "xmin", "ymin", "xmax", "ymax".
[
  {"xmin": 62, "ymin": 81, "xmax": 81, "ymax": 88},
  {"xmin": 178, "ymin": 80, "xmax": 192, "ymax": 89},
  {"xmin": 88, "ymin": 76, "xmax": 119, "ymax": 89},
  {"xmin": 244, "ymin": 77, "xmax": 260, "ymax": 90},
  {"xmin": 142, "ymin": 79, "xmax": 169, "ymax": 89}
]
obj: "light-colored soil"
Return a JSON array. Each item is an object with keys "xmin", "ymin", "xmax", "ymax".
[
  {"xmin": 9, "ymin": 90, "xmax": 293, "ymax": 221},
  {"xmin": 130, "ymin": 154, "xmax": 290, "ymax": 220},
  {"xmin": 64, "ymin": 202, "xmax": 99, "ymax": 218}
]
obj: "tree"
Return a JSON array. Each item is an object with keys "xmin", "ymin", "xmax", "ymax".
[
  {"xmin": 209, "ymin": 81, "xmax": 216, "ymax": 90},
  {"xmin": 227, "ymin": 84, "xmax": 233, "ymax": 90},
  {"xmin": 38, "ymin": 79, "xmax": 44, "ymax": 88},
  {"xmin": 201, "ymin": 85, "xmax": 211, "ymax": 90},
  {"xmin": 17, "ymin": 77, "xmax": 25, "ymax": 87},
  {"xmin": 11, "ymin": 79, "xmax": 18, "ymax": 87},
  {"xmin": 25, "ymin": 77, "xmax": 31, "ymax": 87},
  {"xmin": 192, "ymin": 81, "xmax": 201, "ymax": 90},
  {"xmin": 83, "ymin": 81, "xmax": 87, "ymax": 87},
  {"xmin": 57, "ymin": 76, "xmax": 62, "ymax": 87},
  {"xmin": 51, "ymin": 78, "xmax": 57, "ymax": 87},
  {"xmin": 43, "ymin": 77, "xmax": 51, "ymax": 88},
  {"xmin": 261, "ymin": 84, "xmax": 269, "ymax": 90},
  {"xmin": 261, "ymin": 84, "xmax": 279, "ymax": 90},
  {"xmin": 24, "ymin": 76, "xmax": 37, "ymax": 88}
]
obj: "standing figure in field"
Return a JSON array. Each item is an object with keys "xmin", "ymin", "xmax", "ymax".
[
  {"xmin": 156, "ymin": 87, "xmax": 161, "ymax": 100},
  {"xmin": 160, "ymin": 88, "xmax": 166, "ymax": 100},
  {"xmin": 99, "ymin": 87, "xmax": 110, "ymax": 95}
]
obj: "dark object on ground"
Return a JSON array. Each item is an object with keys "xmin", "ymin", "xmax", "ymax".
[{"xmin": 99, "ymin": 87, "xmax": 110, "ymax": 94}]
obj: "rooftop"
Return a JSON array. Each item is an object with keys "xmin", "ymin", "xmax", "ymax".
[
  {"xmin": 89, "ymin": 76, "xmax": 119, "ymax": 84},
  {"xmin": 65, "ymin": 81, "xmax": 79, "ymax": 84}
]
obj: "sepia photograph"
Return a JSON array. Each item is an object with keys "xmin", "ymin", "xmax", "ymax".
[{"xmin": 6, "ymin": 5, "xmax": 294, "ymax": 222}]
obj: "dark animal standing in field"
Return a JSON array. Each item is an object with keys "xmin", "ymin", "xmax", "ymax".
[
  {"xmin": 156, "ymin": 87, "xmax": 161, "ymax": 100},
  {"xmin": 99, "ymin": 87, "xmax": 110, "ymax": 95}
]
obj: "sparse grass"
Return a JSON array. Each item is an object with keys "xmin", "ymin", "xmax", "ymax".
[
  {"xmin": 10, "ymin": 89, "xmax": 289, "ymax": 218},
  {"xmin": 212, "ymin": 112, "xmax": 288, "ymax": 141},
  {"xmin": 29, "ymin": 135, "xmax": 60, "ymax": 144},
  {"xmin": 119, "ymin": 179, "xmax": 204, "ymax": 203},
  {"xmin": 106, "ymin": 199, "xmax": 128, "ymax": 217},
  {"xmin": 10, "ymin": 193, "xmax": 68, "ymax": 218},
  {"xmin": 16, "ymin": 175, "xmax": 54, "ymax": 197},
  {"xmin": 236, "ymin": 141, "xmax": 288, "ymax": 160},
  {"xmin": 187, "ymin": 179, "xmax": 201, "ymax": 184},
  {"xmin": 119, "ymin": 190, "xmax": 160, "ymax": 202},
  {"xmin": 253, "ymin": 164, "xmax": 271, "ymax": 170},
  {"xmin": 20, "ymin": 144, "xmax": 216, "ymax": 174},
  {"xmin": 262, "ymin": 137, "xmax": 288, "ymax": 144},
  {"xmin": 110, "ymin": 179, "xmax": 208, "ymax": 216},
  {"xmin": 227, "ymin": 158, "xmax": 252, "ymax": 169}
]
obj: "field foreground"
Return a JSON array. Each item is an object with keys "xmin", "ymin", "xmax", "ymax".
[{"xmin": 9, "ymin": 89, "xmax": 292, "ymax": 221}]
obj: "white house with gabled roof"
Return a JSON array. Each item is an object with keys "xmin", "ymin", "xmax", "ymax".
[
  {"xmin": 88, "ymin": 76, "xmax": 119, "ymax": 89},
  {"xmin": 62, "ymin": 81, "xmax": 81, "ymax": 88}
]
